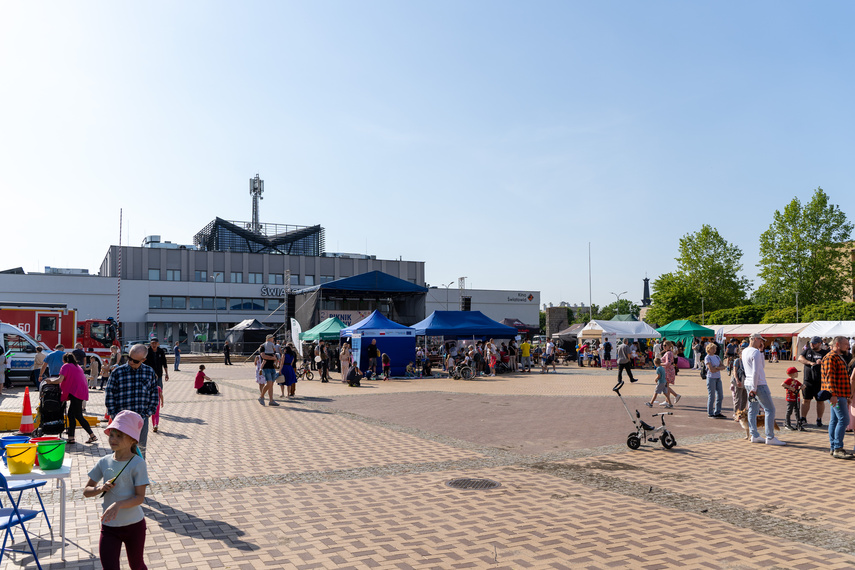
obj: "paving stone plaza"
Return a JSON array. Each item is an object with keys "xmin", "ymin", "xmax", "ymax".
[{"xmin": 2, "ymin": 360, "xmax": 854, "ymax": 569}]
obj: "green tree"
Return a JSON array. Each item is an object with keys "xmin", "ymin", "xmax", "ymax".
[
  {"xmin": 646, "ymin": 272, "xmax": 696, "ymax": 326},
  {"xmin": 759, "ymin": 306, "xmax": 799, "ymax": 324},
  {"xmin": 757, "ymin": 187, "xmax": 853, "ymax": 306},
  {"xmin": 801, "ymin": 301, "xmax": 855, "ymax": 321},
  {"xmin": 599, "ymin": 299, "xmax": 641, "ymax": 320},
  {"xmin": 676, "ymin": 224, "xmax": 752, "ymax": 311},
  {"xmin": 647, "ymin": 226, "xmax": 751, "ymax": 326}
]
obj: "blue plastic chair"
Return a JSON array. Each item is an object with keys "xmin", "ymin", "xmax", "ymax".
[
  {"xmin": 1, "ymin": 479, "xmax": 51, "ymax": 544},
  {"xmin": 8, "ymin": 479, "xmax": 50, "ymax": 527},
  {"xmin": 0, "ymin": 471, "xmax": 43, "ymax": 570}
]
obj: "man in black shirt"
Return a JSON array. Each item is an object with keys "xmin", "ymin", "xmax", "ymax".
[
  {"xmin": 798, "ymin": 336, "xmax": 828, "ymax": 427},
  {"xmin": 72, "ymin": 343, "xmax": 87, "ymax": 367}
]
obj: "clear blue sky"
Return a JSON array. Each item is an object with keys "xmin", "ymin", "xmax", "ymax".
[{"xmin": 2, "ymin": 1, "xmax": 854, "ymax": 311}]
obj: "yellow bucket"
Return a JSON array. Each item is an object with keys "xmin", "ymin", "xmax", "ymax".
[{"xmin": 6, "ymin": 443, "xmax": 38, "ymax": 475}]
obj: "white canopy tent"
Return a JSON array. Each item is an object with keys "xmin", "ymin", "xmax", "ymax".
[
  {"xmin": 794, "ymin": 321, "xmax": 855, "ymax": 358},
  {"xmin": 578, "ymin": 320, "xmax": 661, "ymax": 341},
  {"xmin": 706, "ymin": 322, "xmax": 819, "ymax": 361},
  {"xmin": 798, "ymin": 321, "xmax": 855, "ymax": 339}
]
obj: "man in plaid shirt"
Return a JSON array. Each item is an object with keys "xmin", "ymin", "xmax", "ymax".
[
  {"xmin": 105, "ymin": 344, "xmax": 159, "ymax": 458},
  {"xmin": 821, "ymin": 336, "xmax": 854, "ymax": 459}
]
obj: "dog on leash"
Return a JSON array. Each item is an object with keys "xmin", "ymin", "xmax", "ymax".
[{"xmin": 735, "ymin": 408, "xmax": 780, "ymax": 440}]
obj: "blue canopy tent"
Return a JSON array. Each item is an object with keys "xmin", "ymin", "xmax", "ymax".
[
  {"xmin": 341, "ymin": 310, "xmax": 415, "ymax": 377},
  {"xmin": 412, "ymin": 311, "xmax": 518, "ymax": 338}
]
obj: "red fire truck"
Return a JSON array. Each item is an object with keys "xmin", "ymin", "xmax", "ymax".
[{"xmin": 0, "ymin": 303, "xmax": 119, "ymax": 361}]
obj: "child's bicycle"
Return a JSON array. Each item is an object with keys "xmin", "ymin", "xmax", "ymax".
[
  {"xmin": 613, "ymin": 380, "xmax": 677, "ymax": 450},
  {"xmin": 296, "ymin": 360, "xmax": 314, "ymax": 381}
]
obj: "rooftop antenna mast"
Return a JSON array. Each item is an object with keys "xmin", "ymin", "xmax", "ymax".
[{"xmin": 249, "ymin": 174, "xmax": 264, "ymax": 234}]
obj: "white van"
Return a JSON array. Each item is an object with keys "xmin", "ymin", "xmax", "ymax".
[{"xmin": 1, "ymin": 321, "xmax": 48, "ymax": 386}]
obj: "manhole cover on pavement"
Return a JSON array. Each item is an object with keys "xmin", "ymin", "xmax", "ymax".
[{"xmin": 445, "ymin": 478, "xmax": 501, "ymax": 490}]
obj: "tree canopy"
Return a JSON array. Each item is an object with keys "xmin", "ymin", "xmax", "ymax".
[
  {"xmin": 599, "ymin": 299, "xmax": 641, "ymax": 321},
  {"xmin": 647, "ymin": 225, "xmax": 751, "ymax": 325},
  {"xmin": 757, "ymin": 187, "xmax": 853, "ymax": 307}
]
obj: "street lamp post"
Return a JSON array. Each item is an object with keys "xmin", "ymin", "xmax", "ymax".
[
  {"xmin": 610, "ymin": 291, "xmax": 627, "ymax": 317},
  {"xmin": 212, "ymin": 272, "xmax": 222, "ymax": 352},
  {"xmin": 443, "ymin": 281, "xmax": 454, "ymax": 310}
]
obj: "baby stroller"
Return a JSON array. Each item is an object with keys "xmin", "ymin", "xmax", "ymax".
[
  {"xmin": 495, "ymin": 353, "xmax": 512, "ymax": 374},
  {"xmin": 613, "ymin": 380, "xmax": 676, "ymax": 450},
  {"xmin": 32, "ymin": 383, "xmax": 66, "ymax": 437}
]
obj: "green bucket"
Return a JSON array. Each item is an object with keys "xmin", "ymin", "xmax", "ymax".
[{"xmin": 36, "ymin": 440, "xmax": 67, "ymax": 470}]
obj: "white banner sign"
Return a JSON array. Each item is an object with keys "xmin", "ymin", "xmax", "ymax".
[
  {"xmin": 319, "ymin": 310, "xmax": 372, "ymax": 327},
  {"xmin": 290, "ymin": 318, "xmax": 302, "ymax": 357}
]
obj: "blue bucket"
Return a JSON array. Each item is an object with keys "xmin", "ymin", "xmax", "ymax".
[{"xmin": 0, "ymin": 436, "xmax": 31, "ymax": 465}]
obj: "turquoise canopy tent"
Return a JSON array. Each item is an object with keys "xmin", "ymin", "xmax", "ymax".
[
  {"xmin": 656, "ymin": 319, "xmax": 715, "ymax": 359},
  {"xmin": 299, "ymin": 317, "xmax": 346, "ymax": 342}
]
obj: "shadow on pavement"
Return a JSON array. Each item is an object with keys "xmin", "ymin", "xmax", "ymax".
[
  {"xmin": 292, "ymin": 396, "xmax": 335, "ymax": 402},
  {"xmin": 159, "ymin": 414, "xmax": 207, "ymax": 425},
  {"xmin": 143, "ymin": 498, "xmax": 259, "ymax": 552},
  {"xmin": 154, "ymin": 431, "xmax": 190, "ymax": 440}
]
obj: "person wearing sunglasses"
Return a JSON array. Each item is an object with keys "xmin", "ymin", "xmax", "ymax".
[{"xmin": 104, "ymin": 344, "xmax": 160, "ymax": 458}]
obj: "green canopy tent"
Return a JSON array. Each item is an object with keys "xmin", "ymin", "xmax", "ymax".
[
  {"xmin": 656, "ymin": 319, "xmax": 715, "ymax": 359},
  {"xmin": 299, "ymin": 317, "xmax": 347, "ymax": 342},
  {"xmin": 610, "ymin": 314, "xmax": 638, "ymax": 321}
]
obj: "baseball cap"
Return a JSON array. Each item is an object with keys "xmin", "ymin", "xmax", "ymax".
[
  {"xmin": 786, "ymin": 366, "xmax": 798, "ymax": 375},
  {"xmin": 811, "ymin": 336, "xmax": 822, "ymax": 344}
]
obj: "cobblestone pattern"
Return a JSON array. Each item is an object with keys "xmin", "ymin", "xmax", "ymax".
[{"xmin": 0, "ymin": 361, "xmax": 846, "ymax": 570}]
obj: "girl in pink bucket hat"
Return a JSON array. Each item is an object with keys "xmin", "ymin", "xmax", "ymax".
[{"xmin": 83, "ymin": 410, "xmax": 151, "ymax": 569}]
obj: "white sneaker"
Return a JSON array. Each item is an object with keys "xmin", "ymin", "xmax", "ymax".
[
  {"xmin": 674, "ymin": 394, "xmax": 682, "ymax": 404},
  {"xmin": 750, "ymin": 436, "xmax": 765, "ymax": 443},
  {"xmin": 766, "ymin": 437, "xmax": 786, "ymax": 446},
  {"xmin": 658, "ymin": 401, "xmax": 668, "ymax": 406}
]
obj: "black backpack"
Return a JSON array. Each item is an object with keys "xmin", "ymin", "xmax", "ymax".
[{"xmin": 198, "ymin": 381, "xmax": 219, "ymax": 395}]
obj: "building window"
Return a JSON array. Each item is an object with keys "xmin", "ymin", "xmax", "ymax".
[
  {"xmin": 267, "ymin": 299, "xmax": 283, "ymax": 311},
  {"xmin": 195, "ymin": 270, "xmax": 207, "ymax": 282},
  {"xmin": 189, "ymin": 297, "xmax": 215, "ymax": 310},
  {"xmin": 230, "ymin": 272, "xmax": 243, "ymax": 283},
  {"xmin": 320, "ymin": 275, "xmax": 335, "ymax": 284},
  {"xmin": 148, "ymin": 269, "xmax": 160, "ymax": 281},
  {"xmin": 248, "ymin": 272, "xmax": 262, "ymax": 284},
  {"xmin": 249, "ymin": 299, "xmax": 265, "ymax": 311},
  {"xmin": 166, "ymin": 270, "xmax": 181, "ymax": 281},
  {"xmin": 212, "ymin": 272, "xmax": 224, "ymax": 283},
  {"xmin": 289, "ymin": 274, "xmax": 299, "ymax": 286},
  {"xmin": 304, "ymin": 275, "xmax": 315, "ymax": 286},
  {"xmin": 150, "ymin": 296, "xmax": 187, "ymax": 309},
  {"xmin": 268, "ymin": 274, "xmax": 284, "ymax": 285}
]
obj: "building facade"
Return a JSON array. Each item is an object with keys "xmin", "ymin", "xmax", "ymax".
[
  {"xmin": 425, "ymin": 288, "xmax": 540, "ymax": 326},
  {"xmin": 0, "ymin": 245, "xmax": 424, "ymax": 349}
]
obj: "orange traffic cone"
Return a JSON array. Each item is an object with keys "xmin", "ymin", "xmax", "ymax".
[{"xmin": 19, "ymin": 386, "xmax": 34, "ymax": 434}]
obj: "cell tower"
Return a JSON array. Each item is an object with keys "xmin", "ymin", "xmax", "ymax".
[{"xmin": 249, "ymin": 174, "xmax": 264, "ymax": 234}]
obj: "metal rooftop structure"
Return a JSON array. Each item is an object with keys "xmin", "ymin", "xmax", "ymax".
[{"xmin": 193, "ymin": 217, "xmax": 325, "ymax": 256}]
